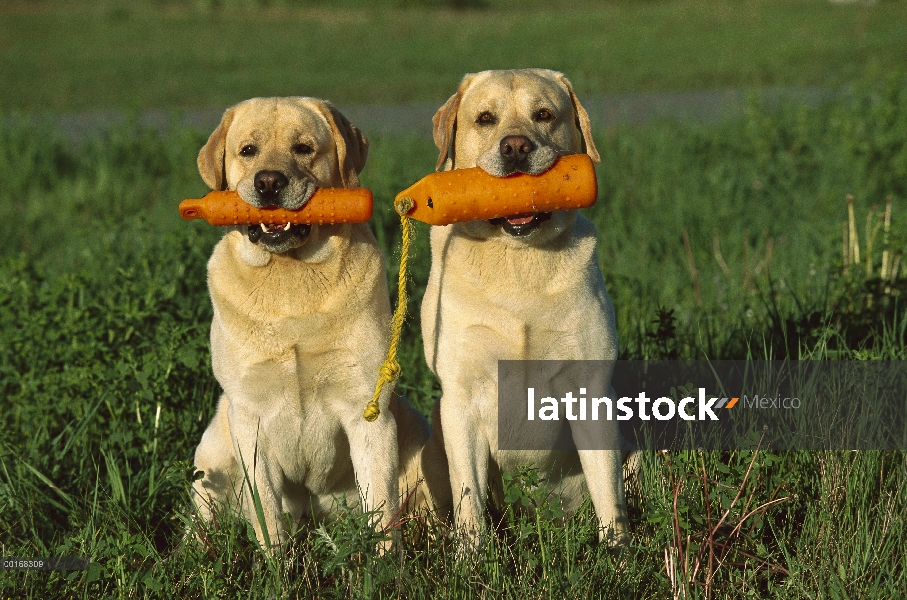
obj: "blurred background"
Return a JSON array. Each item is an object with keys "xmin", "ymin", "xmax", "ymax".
[{"xmin": 3, "ymin": 0, "xmax": 905, "ymax": 128}]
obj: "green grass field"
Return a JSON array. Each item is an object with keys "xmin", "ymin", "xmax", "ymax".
[
  {"xmin": 1, "ymin": 73, "xmax": 906, "ymax": 597},
  {"xmin": 4, "ymin": 0, "xmax": 907, "ymax": 111}
]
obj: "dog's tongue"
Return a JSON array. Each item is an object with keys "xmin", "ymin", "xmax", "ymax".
[
  {"xmin": 261, "ymin": 222, "xmax": 291, "ymax": 234},
  {"xmin": 505, "ymin": 214, "xmax": 535, "ymax": 226}
]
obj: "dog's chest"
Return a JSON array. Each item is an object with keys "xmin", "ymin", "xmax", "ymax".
[
  {"xmin": 428, "ymin": 224, "xmax": 615, "ymax": 363},
  {"xmin": 462, "ymin": 244, "xmax": 575, "ymax": 294},
  {"xmin": 212, "ymin": 258, "xmax": 340, "ymax": 318},
  {"xmin": 267, "ymin": 407, "xmax": 353, "ymax": 478},
  {"xmin": 207, "ymin": 239, "xmax": 368, "ymax": 344},
  {"xmin": 446, "ymin": 243, "xmax": 598, "ymax": 322}
]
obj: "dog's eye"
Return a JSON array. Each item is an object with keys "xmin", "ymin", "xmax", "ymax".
[
  {"xmin": 476, "ymin": 112, "xmax": 496, "ymax": 125},
  {"xmin": 535, "ymin": 109, "xmax": 553, "ymax": 122},
  {"xmin": 239, "ymin": 144, "xmax": 258, "ymax": 157},
  {"xmin": 292, "ymin": 143, "xmax": 313, "ymax": 155}
]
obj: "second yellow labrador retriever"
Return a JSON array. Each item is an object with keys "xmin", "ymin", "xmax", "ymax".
[
  {"xmin": 421, "ymin": 69, "xmax": 631, "ymax": 547},
  {"xmin": 190, "ymin": 97, "xmax": 429, "ymax": 550}
]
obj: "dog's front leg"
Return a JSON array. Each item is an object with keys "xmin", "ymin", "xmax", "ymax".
[
  {"xmin": 570, "ymin": 396, "xmax": 629, "ymax": 545},
  {"xmin": 577, "ymin": 447, "xmax": 630, "ymax": 547},
  {"xmin": 345, "ymin": 404, "xmax": 400, "ymax": 540},
  {"xmin": 440, "ymin": 393, "xmax": 491, "ymax": 548},
  {"xmin": 569, "ymin": 368, "xmax": 629, "ymax": 546},
  {"xmin": 191, "ymin": 395, "xmax": 241, "ymax": 525},
  {"xmin": 227, "ymin": 402, "xmax": 287, "ymax": 551}
]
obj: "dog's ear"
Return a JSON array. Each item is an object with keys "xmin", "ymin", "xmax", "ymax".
[
  {"xmin": 198, "ymin": 106, "xmax": 237, "ymax": 191},
  {"xmin": 432, "ymin": 73, "xmax": 476, "ymax": 172},
  {"xmin": 321, "ymin": 102, "xmax": 370, "ymax": 188},
  {"xmin": 554, "ymin": 73, "xmax": 601, "ymax": 164}
]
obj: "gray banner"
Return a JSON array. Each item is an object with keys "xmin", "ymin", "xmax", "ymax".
[{"xmin": 498, "ymin": 360, "xmax": 907, "ymax": 450}]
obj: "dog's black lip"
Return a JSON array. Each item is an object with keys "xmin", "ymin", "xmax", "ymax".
[
  {"xmin": 489, "ymin": 212, "xmax": 551, "ymax": 237},
  {"xmin": 247, "ymin": 224, "xmax": 312, "ymax": 244}
]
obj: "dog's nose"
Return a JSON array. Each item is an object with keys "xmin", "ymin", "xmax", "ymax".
[
  {"xmin": 499, "ymin": 135, "xmax": 533, "ymax": 157},
  {"xmin": 254, "ymin": 170, "xmax": 289, "ymax": 200}
]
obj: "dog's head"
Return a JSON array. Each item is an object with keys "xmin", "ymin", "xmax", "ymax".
[
  {"xmin": 198, "ymin": 97, "xmax": 369, "ymax": 254},
  {"xmin": 432, "ymin": 69, "xmax": 599, "ymax": 243}
]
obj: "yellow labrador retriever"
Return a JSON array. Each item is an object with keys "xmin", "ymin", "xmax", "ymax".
[
  {"xmin": 421, "ymin": 69, "xmax": 631, "ymax": 546},
  {"xmin": 190, "ymin": 97, "xmax": 428, "ymax": 550}
]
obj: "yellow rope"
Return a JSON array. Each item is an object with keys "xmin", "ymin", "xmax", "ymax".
[{"xmin": 364, "ymin": 198, "xmax": 416, "ymax": 422}]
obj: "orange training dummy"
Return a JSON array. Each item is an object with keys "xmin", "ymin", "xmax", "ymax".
[
  {"xmin": 393, "ymin": 153, "xmax": 596, "ymax": 224},
  {"xmin": 179, "ymin": 188, "xmax": 373, "ymax": 226}
]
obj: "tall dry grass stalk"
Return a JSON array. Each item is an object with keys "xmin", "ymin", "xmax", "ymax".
[
  {"xmin": 842, "ymin": 194, "xmax": 901, "ymax": 306},
  {"xmin": 848, "ymin": 194, "xmax": 860, "ymax": 268},
  {"xmin": 682, "ymin": 227, "xmax": 703, "ymax": 307},
  {"xmin": 712, "ymin": 230, "xmax": 731, "ymax": 278},
  {"xmin": 880, "ymin": 195, "xmax": 893, "ymax": 280}
]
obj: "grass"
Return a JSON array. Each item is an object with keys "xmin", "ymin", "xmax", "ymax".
[
  {"xmin": 1, "ymin": 75, "xmax": 907, "ymax": 597},
  {"xmin": 2, "ymin": 0, "xmax": 907, "ymax": 112}
]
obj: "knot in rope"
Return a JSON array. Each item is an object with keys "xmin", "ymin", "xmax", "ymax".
[{"xmin": 378, "ymin": 361, "xmax": 401, "ymax": 382}]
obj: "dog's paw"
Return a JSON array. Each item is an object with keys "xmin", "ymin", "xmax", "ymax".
[
  {"xmin": 598, "ymin": 524, "xmax": 632, "ymax": 549},
  {"xmin": 452, "ymin": 525, "xmax": 488, "ymax": 563}
]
